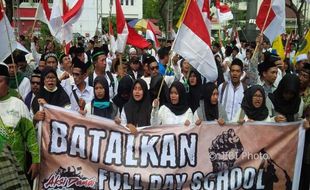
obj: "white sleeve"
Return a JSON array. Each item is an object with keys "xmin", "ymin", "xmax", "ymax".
[
  {"xmin": 193, "ymin": 110, "xmax": 199, "ymax": 122},
  {"xmin": 120, "ymin": 109, "xmax": 127, "ymax": 126},
  {"xmin": 185, "ymin": 108, "xmax": 194, "ymax": 125},
  {"xmin": 218, "ymin": 83, "xmax": 223, "ymax": 103},
  {"xmin": 85, "ymin": 103, "xmax": 92, "ymax": 116},
  {"xmin": 151, "ymin": 106, "xmax": 160, "ymax": 126}
]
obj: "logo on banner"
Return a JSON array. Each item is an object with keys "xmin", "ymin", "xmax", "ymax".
[
  {"xmin": 43, "ymin": 166, "xmax": 97, "ymax": 189},
  {"xmin": 194, "ymin": 129, "xmax": 292, "ymax": 190}
]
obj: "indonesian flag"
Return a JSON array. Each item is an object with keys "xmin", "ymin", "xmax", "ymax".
[
  {"xmin": 146, "ymin": 21, "xmax": 160, "ymax": 49},
  {"xmin": 256, "ymin": 0, "xmax": 285, "ymax": 43},
  {"xmin": 216, "ymin": 0, "xmax": 233, "ymax": 23},
  {"xmin": 172, "ymin": 0, "xmax": 218, "ymax": 82},
  {"xmin": 49, "ymin": 0, "xmax": 84, "ymax": 44},
  {"xmin": 197, "ymin": 0, "xmax": 211, "ymax": 36},
  {"xmin": 127, "ymin": 26, "xmax": 150, "ymax": 49},
  {"xmin": 115, "ymin": 0, "xmax": 129, "ymax": 53},
  {"xmin": 36, "ymin": 0, "xmax": 51, "ymax": 24}
]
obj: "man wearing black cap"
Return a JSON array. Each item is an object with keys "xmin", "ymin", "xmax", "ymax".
[
  {"xmin": 0, "ymin": 63, "xmax": 40, "ymax": 183},
  {"xmin": 87, "ymin": 46, "xmax": 117, "ymax": 100},
  {"xmin": 15, "ymin": 52, "xmax": 34, "ymax": 79},
  {"xmin": 65, "ymin": 57, "xmax": 94, "ymax": 111},
  {"xmin": 4, "ymin": 55, "xmax": 31, "ymax": 100},
  {"xmin": 257, "ymin": 52, "xmax": 281, "ymax": 96},
  {"xmin": 141, "ymin": 55, "xmax": 152, "ymax": 89}
]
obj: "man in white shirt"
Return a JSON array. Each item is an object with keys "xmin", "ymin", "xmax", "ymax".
[
  {"xmin": 218, "ymin": 58, "xmax": 246, "ymax": 121},
  {"xmin": 66, "ymin": 57, "xmax": 94, "ymax": 111},
  {"xmin": 86, "ymin": 47, "xmax": 118, "ymax": 100}
]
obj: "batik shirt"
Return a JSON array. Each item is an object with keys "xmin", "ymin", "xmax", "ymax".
[{"xmin": 0, "ymin": 94, "xmax": 39, "ymax": 170}]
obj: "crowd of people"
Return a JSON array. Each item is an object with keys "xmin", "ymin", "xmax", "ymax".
[{"xmin": 0, "ymin": 32, "xmax": 309, "ymax": 189}]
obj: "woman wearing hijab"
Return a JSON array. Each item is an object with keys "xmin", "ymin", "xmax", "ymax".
[
  {"xmin": 151, "ymin": 81, "xmax": 193, "ymax": 126},
  {"xmin": 232, "ymin": 85, "xmax": 271, "ymax": 122},
  {"xmin": 112, "ymin": 75, "xmax": 134, "ymax": 114},
  {"xmin": 187, "ymin": 69, "xmax": 202, "ymax": 112},
  {"xmin": 84, "ymin": 76, "xmax": 116, "ymax": 119},
  {"xmin": 120, "ymin": 79, "xmax": 152, "ymax": 128},
  {"xmin": 33, "ymin": 67, "xmax": 71, "ymax": 122},
  {"xmin": 194, "ymin": 82, "xmax": 227, "ymax": 125},
  {"xmin": 267, "ymin": 74, "xmax": 304, "ymax": 122}
]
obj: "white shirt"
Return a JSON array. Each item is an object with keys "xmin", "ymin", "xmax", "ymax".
[
  {"xmin": 218, "ymin": 81, "xmax": 245, "ymax": 121},
  {"xmin": 66, "ymin": 84, "xmax": 94, "ymax": 111},
  {"xmin": 85, "ymin": 71, "xmax": 118, "ymax": 100},
  {"xmin": 151, "ymin": 105, "xmax": 193, "ymax": 126}
]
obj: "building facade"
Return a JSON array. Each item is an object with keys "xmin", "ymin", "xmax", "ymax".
[{"xmin": 14, "ymin": 0, "xmax": 143, "ymax": 37}]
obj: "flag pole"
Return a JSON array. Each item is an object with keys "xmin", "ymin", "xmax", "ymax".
[
  {"xmin": 251, "ymin": 1, "xmax": 273, "ymax": 61},
  {"xmin": 0, "ymin": 0, "xmax": 20, "ymax": 94},
  {"xmin": 30, "ymin": 0, "xmax": 40, "ymax": 36},
  {"xmin": 156, "ymin": 0, "xmax": 190, "ymax": 100}
]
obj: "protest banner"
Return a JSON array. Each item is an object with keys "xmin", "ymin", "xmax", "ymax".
[{"xmin": 39, "ymin": 104, "xmax": 305, "ymax": 190}]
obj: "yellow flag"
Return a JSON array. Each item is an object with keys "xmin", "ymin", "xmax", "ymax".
[
  {"xmin": 176, "ymin": 0, "xmax": 190, "ymax": 28},
  {"xmin": 272, "ymin": 35, "xmax": 285, "ymax": 60},
  {"xmin": 296, "ymin": 30, "xmax": 310, "ymax": 57}
]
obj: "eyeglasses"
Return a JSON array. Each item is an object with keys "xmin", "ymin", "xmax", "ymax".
[
  {"xmin": 253, "ymin": 94, "xmax": 263, "ymax": 99},
  {"xmin": 150, "ymin": 66, "xmax": 159, "ymax": 71},
  {"xmin": 31, "ymin": 81, "xmax": 40, "ymax": 85}
]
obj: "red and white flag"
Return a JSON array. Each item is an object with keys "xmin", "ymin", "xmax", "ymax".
[
  {"xmin": 127, "ymin": 26, "xmax": 150, "ymax": 49},
  {"xmin": 197, "ymin": 0, "xmax": 212, "ymax": 36},
  {"xmin": 256, "ymin": 0, "xmax": 285, "ymax": 43},
  {"xmin": 115, "ymin": 0, "xmax": 129, "ymax": 53},
  {"xmin": 216, "ymin": 0, "xmax": 233, "ymax": 23},
  {"xmin": 172, "ymin": 0, "xmax": 218, "ymax": 82},
  {"xmin": 49, "ymin": 0, "xmax": 84, "ymax": 44},
  {"xmin": 109, "ymin": 19, "xmax": 116, "ymax": 54},
  {"xmin": 146, "ymin": 21, "xmax": 160, "ymax": 49},
  {"xmin": 36, "ymin": 0, "xmax": 51, "ymax": 24}
]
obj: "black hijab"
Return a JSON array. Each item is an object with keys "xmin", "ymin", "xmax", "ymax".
[
  {"xmin": 32, "ymin": 67, "xmax": 70, "ymax": 113},
  {"xmin": 188, "ymin": 69, "xmax": 202, "ymax": 112},
  {"xmin": 124, "ymin": 79, "xmax": 152, "ymax": 127},
  {"xmin": 149, "ymin": 75, "xmax": 169, "ymax": 106},
  {"xmin": 202, "ymin": 82, "xmax": 219, "ymax": 121},
  {"xmin": 92, "ymin": 76, "xmax": 113, "ymax": 118},
  {"xmin": 268, "ymin": 74, "xmax": 301, "ymax": 122},
  {"xmin": 112, "ymin": 75, "xmax": 133, "ymax": 112},
  {"xmin": 241, "ymin": 85, "xmax": 269, "ymax": 121},
  {"xmin": 165, "ymin": 81, "xmax": 189, "ymax": 116}
]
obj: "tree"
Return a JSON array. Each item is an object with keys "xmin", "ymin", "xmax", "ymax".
[{"xmin": 286, "ymin": 0, "xmax": 306, "ymax": 38}]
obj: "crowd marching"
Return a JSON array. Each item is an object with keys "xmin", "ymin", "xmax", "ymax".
[{"xmin": 0, "ymin": 31, "xmax": 310, "ymax": 189}]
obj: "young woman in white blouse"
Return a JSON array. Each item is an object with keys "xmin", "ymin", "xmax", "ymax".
[{"xmin": 151, "ymin": 81, "xmax": 193, "ymax": 126}]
